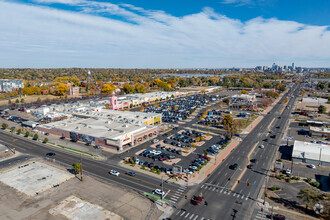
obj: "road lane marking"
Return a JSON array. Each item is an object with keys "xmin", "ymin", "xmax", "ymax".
[
  {"xmin": 172, "ymin": 195, "xmax": 179, "ymax": 198},
  {"xmin": 190, "ymin": 214, "xmax": 195, "ymax": 219},
  {"xmin": 185, "ymin": 212, "xmax": 190, "ymax": 218},
  {"xmin": 176, "ymin": 211, "xmax": 181, "ymax": 215},
  {"xmin": 241, "ymin": 195, "xmax": 244, "ymax": 199},
  {"xmin": 220, "ymin": 189, "xmax": 224, "ymax": 193},
  {"xmin": 170, "ymin": 197, "xmax": 178, "ymax": 201},
  {"xmin": 236, "ymin": 194, "xmax": 240, "ymax": 197},
  {"xmin": 233, "ymin": 193, "xmax": 236, "ymax": 196},
  {"xmin": 212, "ymin": 187, "xmax": 216, "ymax": 191},
  {"xmin": 177, "ymin": 188, "xmax": 185, "ymax": 192},
  {"xmin": 164, "ymin": 190, "xmax": 171, "ymax": 199},
  {"xmin": 201, "ymin": 185, "xmax": 204, "ymax": 188},
  {"xmin": 193, "ymin": 215, "xmax": 198, "ymax": 220},
  {"xmin": 180, "ymin": 211, "xmax": 186, "ymax": 216},
  {"xmin": 228, "ymin": 191, "xmax": 231, "ymax": 195}
]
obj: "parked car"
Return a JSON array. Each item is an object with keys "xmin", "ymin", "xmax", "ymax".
[
  {"xmin": 259, "ymin": 145, "xmax": 264, "ymax": 149},
  {"xmin": 285, "ymin": 169, "xmax": 291, "ymax": 175}
]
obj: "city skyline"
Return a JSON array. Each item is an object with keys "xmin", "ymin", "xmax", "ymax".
[{"xmin": 0, "ymin": 0, "xmax": 329, "ymax": 68}]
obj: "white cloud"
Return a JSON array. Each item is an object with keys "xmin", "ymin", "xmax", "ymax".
[{"xmin": 0, "ymin": 0, "xmax": 329, "ymax": 68}]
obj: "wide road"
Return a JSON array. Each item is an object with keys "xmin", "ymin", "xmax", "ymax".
[
  {"xmin": 172, "ymin": 84, "xmax": 300, "ymax": 220},
  {"xmin": 0, "ymin": 130, "xmax": 186, "ymax": 202}
]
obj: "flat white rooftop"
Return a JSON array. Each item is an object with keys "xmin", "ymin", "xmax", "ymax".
[{"xmin": 293, "ymin": 140, "xmax": 330, "ymax": 162}]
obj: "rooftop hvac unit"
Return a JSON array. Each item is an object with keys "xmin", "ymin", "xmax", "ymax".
[
  {"xmin": 108, "ymin": 129, "xmax": 113, "ymax": 132},
  {"xmin": 76, "ymin": 126, "xmax": 80, "ymax": 130}
]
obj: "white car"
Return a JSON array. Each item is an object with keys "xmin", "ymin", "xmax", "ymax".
[
  {"xmin": 153, "ymin": 139, "xmax": 159, "ymax": 143},
  {"xmin": 154, "ymin": 189, "xmax": 165, "ymax": 196},
  {"xmin": 259, "ymin": 145, "xmax": 265, "ymax": 149},
  {"xmin": 307, "ymin": 164, "xmax": 316, "ymax": 169},
  {"xmin": 150, "ymin": 150, "xmax": 157, "ymax": 155},
  {"xmin": 285, "ymin": 169, "xmax": 291, "ymax": 175},
  {"xmin": 109, "ymin": 170, "xmax": 120, "ymax": 176},
  {"xmin": 154, "ymin": 151, "xmax": 162, "ymax": 155}
]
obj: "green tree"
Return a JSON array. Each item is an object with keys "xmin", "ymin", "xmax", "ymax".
[
  {"xmin": 297, "ymin": 188, "xmax": 322, "ymax": 210},
  {"xmin": 318, "ymin": 105, "xmax": 326, "ymax": 114},
  {"xmin": 25, "ymin": 131, "xmax": 30, "ymax": 137},
  {"xmin": 10, "ymin": 127, "xmax": 15, "ymax": 132},
  {"xmin": 8, "ymin": 99, "xmax": 11, "ymax": 104},
  {"xmin": 15, "ymin": 99, "xmax": 19, "ymax": 104},
  {"xmin": 17, "ymin": 128, "xmax": 22, "ymax": 134},
  {"xmin": 72, "ymin": 163, "xmax": 82, "ymax": 175},
  {"xmin": 122, "ymin": 84, "xmax": 135, "ymax": 94},
  {"xmin": 223, "ymin": 99, "xmax": 230, "ymax": 105},
  {"xmin": 222, "ymin": 115, "xmax": 237, "ymax": 138},
  {"xmin": 20, "ymin": 98, "xmax": 24, "ymax": 103},
  {"xmin": 1, "ymin": 123, "xmax": 8, "ymax": 129},
  {"xmin": 135, "ymin": 83, "xmax": 146, "ymax": 93},
  {"xmin": 101, "ymin": 83, "xmax": 116, "ymax": 94},
  {"xmin": 43, "ymin": 138, "xmax": 48, "ymax": 143},
  {"xmin": 33, "ymin": 133, "xmax": 38, "ymax": 140}
]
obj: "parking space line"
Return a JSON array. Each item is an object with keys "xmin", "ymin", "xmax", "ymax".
[{"xmin": 170, "ymin": 197, "xmax": 178, "ymax": 201}]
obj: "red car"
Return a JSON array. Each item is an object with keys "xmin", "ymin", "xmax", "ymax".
[
  {"xmin": 191, "ymin": 195, "xmax": 204, "ymax": 205},
  {"xmin": 200, "ymin": 154, "xmax": 210, "ymax": 160},
  {"xmin": 159, "ymin": 157, "xmax": 167, "ymax": 161}
]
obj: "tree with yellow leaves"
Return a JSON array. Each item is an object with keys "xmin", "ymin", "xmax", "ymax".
[
  {"xmin": 101, "ymin": 83, "xmax": 116, "ymax": 94},
  {"xmin": 55, "ymin": 83, "xmax": 69, "ymax": 96},
  {"xmin": 241, "ymin": 90, "xmax": 248, "ymax": 94}
]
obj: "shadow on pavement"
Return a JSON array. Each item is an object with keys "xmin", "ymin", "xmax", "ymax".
[
  {"xmin": 269, "ymin": 196, "xmax": 319, "ymax": 218},
  {"xmin": 278, "ymin": 145, "xmax": 293, "ymax": 160}
]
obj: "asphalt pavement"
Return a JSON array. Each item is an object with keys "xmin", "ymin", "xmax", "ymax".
[{"xmin": 171, "ymin": 84, "xmax": 301, "ymax": 220}]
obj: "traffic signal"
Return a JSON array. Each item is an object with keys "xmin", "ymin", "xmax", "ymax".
[
  {"xmin": 247, "ymin": 183, "xmax": 250, "ymax": 186},
  {"xmin": 237, "ymin": 180, "xmax": 240, "ymax": 184},
  {"xmin": 228, "ymin": 178, "xmax": 231, "ymax": 181}
]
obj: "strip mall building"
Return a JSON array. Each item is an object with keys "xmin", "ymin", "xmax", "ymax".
[{"xmin": 37, "ymin": 117, "xmax": 158, "ymax": 151}]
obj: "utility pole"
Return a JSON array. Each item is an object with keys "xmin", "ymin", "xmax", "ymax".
[
  {"xmin": 161, "ymin": 175, "xmax": 164, "ymax": 200},
  {"xmin": 80, "ymin": 153, "xmax": 83, "ymax": 181},
  {"xmin": 11, "ymin": 129, "xmax": 15, "ymax": 154},
  {"xmin": 318, "ymin": 148, "xmax": 322, "ymax": 166}
]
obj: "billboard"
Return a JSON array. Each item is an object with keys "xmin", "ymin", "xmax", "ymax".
[
  {"xmin": 172, "ymin": 165, "xmax": 182, "ymax": 175},
  {"xmin": 274, "ymin": 161, "xmax": 283, "ymax": 170}
]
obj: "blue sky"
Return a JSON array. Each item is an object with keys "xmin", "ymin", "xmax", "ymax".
[{"xmin": 1, "ymin": 0, "xmax": 329, "ymax": 68}]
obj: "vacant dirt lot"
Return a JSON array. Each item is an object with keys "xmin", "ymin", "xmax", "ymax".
[{"xmin": 0, "ymin": 159, "xmax": 157, "ymax": 220}]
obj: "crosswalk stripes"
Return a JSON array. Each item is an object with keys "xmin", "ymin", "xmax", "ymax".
[
  {"xmin": 175, "ymin": 210, "xmax": 204, "ymax": 219},
  {"xmin": 254, "ymin": 210, "xmax": 269, "ymax": 220},
  {"xmin": 168, "ymin": 186, "xmax": 187, "ymax": 204},
  {"xmin": 201, "ymin": 184, "xmax": 255, "ymax": 202}
]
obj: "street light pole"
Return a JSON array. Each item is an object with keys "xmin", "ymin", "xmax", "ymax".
[
  {"xmin": 161, "ymin": 175, "xmax": 164, "ymax": 200},
  {"xmin": 11, "ymin": 130, "xmax": 15, "ymax": 154},
  {"xmin": 80, "ymin": 153, "xmax": 83, "ymax": 181}
]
